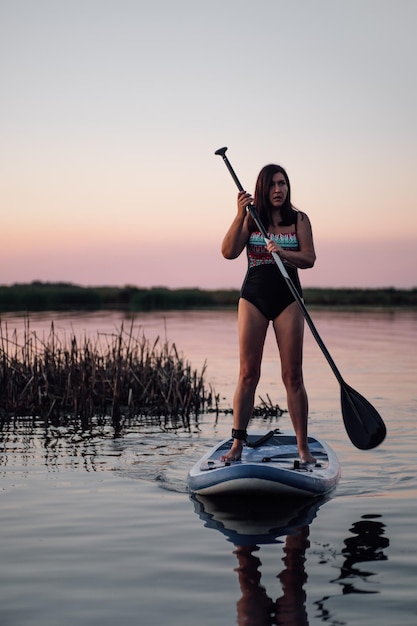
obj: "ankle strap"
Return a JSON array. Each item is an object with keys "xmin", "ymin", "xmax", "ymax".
[{"xmin": 231, "ymin": 428, "xmax": 247, "ymax": 441}]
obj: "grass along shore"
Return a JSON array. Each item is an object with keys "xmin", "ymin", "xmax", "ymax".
[
  {"xmin": 0, "ymin": 320, "xmax": 216, "ymax": 430},
  {"xmin": 0, "ymin": 319, "xmax": 285, "ymax": 430},
  {"xmin": 0, "ymin": 282, "xmax": 416, "ymax": 312}
]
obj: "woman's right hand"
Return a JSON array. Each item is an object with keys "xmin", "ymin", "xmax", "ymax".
[
  {"xmin": 237, "ymin": 190, "xmax": 254, "ymax": 217},
  {"xmin": 222, "ymin": 192, "xmax": 252, "ymax": 259}
]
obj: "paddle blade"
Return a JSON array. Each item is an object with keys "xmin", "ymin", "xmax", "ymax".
[{"xmin": 340, "ymin": 384, "xmax": 386, "ymax": 450}]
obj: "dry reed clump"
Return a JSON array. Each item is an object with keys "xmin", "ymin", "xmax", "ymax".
[{"xmin": 0, "ymin": 320, "xmax": 216, "ymax": 429}]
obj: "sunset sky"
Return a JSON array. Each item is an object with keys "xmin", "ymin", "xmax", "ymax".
[{"xmin": 2, "ymin": 0, "xmax": 416, "ymax": 290}]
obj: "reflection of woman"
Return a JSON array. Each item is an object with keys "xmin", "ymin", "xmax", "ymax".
[
  {"xmin": 221, "ymin": 164, "xmax": 316, "ymax": 464},
  {"xmin": 234, "ymin": 546, "xmax": 275, "ymax": 624},
  {"xmin": 234, "ymin": 527, "xmax": 310, "ymax": 626},
  {"xmin": 276, "ymin": 527, "xmax": 309, "ymax": 626}
]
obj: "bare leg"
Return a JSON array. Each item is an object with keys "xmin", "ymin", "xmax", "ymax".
[
  {"xmin": 221, "ymin": 299, "xmax": 269, "ymax": 461},
  {"xmin": 273, "ymin": 302, "xmax": 316, "ymax": 464}
]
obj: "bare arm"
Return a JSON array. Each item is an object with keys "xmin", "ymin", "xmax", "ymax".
[
  {"xmin": 266, "ymin": 212, "xmax": 316, "ymax": 269},
  {"xmin": 221, "ymin": 191, "xmax": 252, "ymax": 259}
]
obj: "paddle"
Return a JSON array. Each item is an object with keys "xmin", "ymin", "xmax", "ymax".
[{"xmin": 215, "ymin": 147, "xmax": 386, "ymax": 450}]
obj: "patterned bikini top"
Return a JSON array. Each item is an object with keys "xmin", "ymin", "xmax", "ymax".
[{"xmin": 247, "ymin": 231, "xmax": 299, "ymax": 268}]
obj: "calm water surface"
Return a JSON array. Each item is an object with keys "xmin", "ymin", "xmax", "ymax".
[{"xmin": 1, "ymin": 309, "xmax": 416, "ymax": 626}]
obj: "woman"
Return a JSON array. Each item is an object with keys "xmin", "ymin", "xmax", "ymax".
[{"xmin": 221, "ymin": 163, "xmax": 316, "ymax": 464}]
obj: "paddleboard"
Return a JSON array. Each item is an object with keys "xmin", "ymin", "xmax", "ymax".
[{"xmin": 188, "ymin": 430, "xmax": 340, "ymax": 497}]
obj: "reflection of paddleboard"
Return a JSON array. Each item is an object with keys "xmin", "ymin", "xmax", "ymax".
[
  {"xmin": 188, "ymin": 430, "xmax": 340, "ymax": 497},
  {"xmin": 191, "ymin": 492, "xmax": 329, "ymax": 545}
]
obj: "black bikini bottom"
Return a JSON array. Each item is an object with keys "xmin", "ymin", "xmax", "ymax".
[{"xmin": 240, "ymin": 264, "xmax": 302, "ymax": 321}]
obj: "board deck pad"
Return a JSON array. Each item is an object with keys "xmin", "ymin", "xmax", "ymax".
[{"xmin": 199, "ymin": 434, "xmax": 329, "ymax": 472}]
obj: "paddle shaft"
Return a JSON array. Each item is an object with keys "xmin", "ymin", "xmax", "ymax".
[{"xmin": 215, "ymin": 147, "xmax": 346, "ymax": 387}]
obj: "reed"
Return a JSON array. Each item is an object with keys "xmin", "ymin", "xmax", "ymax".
[{"xmin": 0, "ymin": 320, "xmax": 217, "ymax": 431}]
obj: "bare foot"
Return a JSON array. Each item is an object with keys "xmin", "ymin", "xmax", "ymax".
[
  {"xmin": 220, "ymin": 440, "xmax": 243, "ymax": 462},
  {"xmin": 299, "ymin": 451, "xmax": 317, "ymax": 465}
]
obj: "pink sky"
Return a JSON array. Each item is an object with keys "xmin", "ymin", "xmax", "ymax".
[
  {"xmin": 2, "ymin": 236, "xmax": 416, "ymax": 290},
  {"xmin": 2, "ymin": 2, "xmax": 417, "ymax": 291}
]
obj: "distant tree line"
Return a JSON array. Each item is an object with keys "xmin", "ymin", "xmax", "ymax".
[
  {"xmin": 303, "ymin": 287, "xmax": 417, "ymax": 307},
  {"xmin": 0, "ymin": 281, "xmax": 416, "ymax": 312}
]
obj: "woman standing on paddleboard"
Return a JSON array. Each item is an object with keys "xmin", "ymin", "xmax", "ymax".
[{"xmin": 221, "ymin": 164, "xmax": 317, "ymax": 464}]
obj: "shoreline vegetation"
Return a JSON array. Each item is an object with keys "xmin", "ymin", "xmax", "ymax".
[
  {"xmin": 0, "ymin": 281, "xmax": 416, "ymax": 312},
  {"xmin": 0, "ymin": 320, "xmax": 215, "ymax": 430},
  {"xmin": 0, "ymin": 319, "xmax": 285, "ymax": 429}
]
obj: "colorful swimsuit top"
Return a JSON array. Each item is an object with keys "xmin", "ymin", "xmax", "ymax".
[{"xmin": 247, "ymin": 231, "xmax": 299, "ymax": 268}]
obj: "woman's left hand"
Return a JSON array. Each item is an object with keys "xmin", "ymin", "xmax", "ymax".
[{"xmin": 266, "ymin": 239, "xmax": 284, "ymax": 258}]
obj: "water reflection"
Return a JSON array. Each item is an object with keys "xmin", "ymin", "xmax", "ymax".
[
  {"xmin": 0, "ymin": 418, "xmax": 115, "ymax": 472},
  {"xmin": 331, "ymin": 514, "xmax": 389, "ymax": 595},
  {"xmin": 234, "ymin": 528, "xmax": 310, "ymax": 626},
  {"xmin": 314, "ymin": 515, "xmax": 389, "ymax": 623},
  {"xmin": 192, "ymin": 493, "xmax": 326, "ymax": 546},
  {"xmin": 192, "ymin": 495, "xmax": 390, "ymax": 626},
  {"xmin": 192, "ymin": 494, "xmax": 323, "ymax": 625}
]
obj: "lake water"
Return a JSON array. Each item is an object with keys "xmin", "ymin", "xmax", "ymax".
[{"xmin": 1, "ymin": 309, "xmax": 416, "ymax": 626}]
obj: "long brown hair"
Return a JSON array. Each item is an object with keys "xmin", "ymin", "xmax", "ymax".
[{"xmin": 251, "ymin": 164, "xmax": 297, "ymax": 230}]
